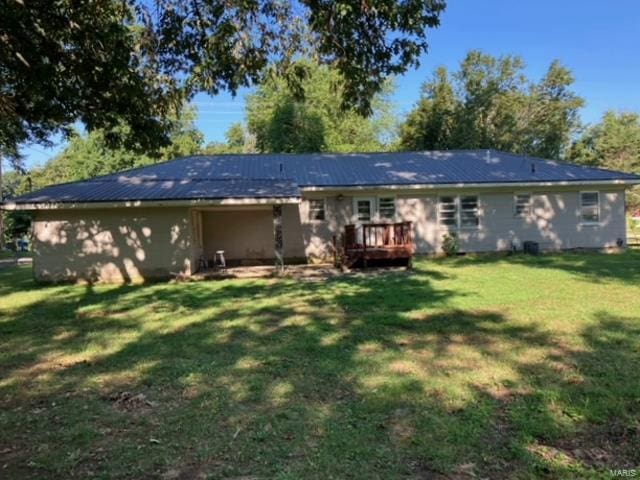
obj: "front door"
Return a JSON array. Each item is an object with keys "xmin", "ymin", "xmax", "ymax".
[{"xmin": 354, "ymin": 197, "xmax": 375, "ymax": 223}]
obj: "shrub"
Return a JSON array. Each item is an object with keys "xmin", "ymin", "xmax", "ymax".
[{"xmin": 442, "ymin": 232, "xmax": 460, "ymax": 256}]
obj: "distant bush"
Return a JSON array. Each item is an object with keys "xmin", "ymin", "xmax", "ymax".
[{"xmin": 442, "ymin": 232, "xmax": 460, "ymax": 256}]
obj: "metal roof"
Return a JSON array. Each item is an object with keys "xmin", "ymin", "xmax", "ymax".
[
  {"xmin": 11, "ymin": 178, "xmax": 300, "ymax": 204},
  {"xmin": 7, "ymin": 150, "xmax": 640, "ymax": 205}
]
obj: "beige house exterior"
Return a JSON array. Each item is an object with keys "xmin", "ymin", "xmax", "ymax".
[
  {"xmin": 5, "ymin": 150, "xmax": 639, "ymax": 283},
  {"xmin": 26, "ymin": 184, "xmax": 628, "ymax": 283}
]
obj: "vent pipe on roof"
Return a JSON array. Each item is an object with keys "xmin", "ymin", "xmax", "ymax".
[
  {"xmin": 279, "ymin": 162, "xmax": 284, "ymax": 174},
  {"xmin": 531, "ymin": 163, "xmax": 536, "ymax": 174}
]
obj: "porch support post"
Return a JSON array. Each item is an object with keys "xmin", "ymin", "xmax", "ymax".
[{"xmin": 273, "ymin": 204, "xmax": 284, "ymax": 271}]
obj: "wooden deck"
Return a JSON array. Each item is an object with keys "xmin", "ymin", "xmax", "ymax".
[{"xmin": 337, "ymin": 221, "xmax": 414, "ymax": 268}]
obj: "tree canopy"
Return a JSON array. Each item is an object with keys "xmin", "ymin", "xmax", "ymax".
[
  {"xmin": 568, "ymin": 111, "xmax": 640, "ymax": 172},
  {"xmin": 244, "ymin": 61, "xmax": 397, "ymax": 153},
  {"xmin": 568, "ymin": 110, "xmax": 640, "ymax": 208},
  {"xmin": 398, "ymin": 51, "xmax": 584, "ymax": 158},
  {"xmin": 22, "ymin": 107, "xmax": 203, "ymax": 193},
  {"xmin": 1, "ymin": 0, "xmax": 445, "ymax": 157}
]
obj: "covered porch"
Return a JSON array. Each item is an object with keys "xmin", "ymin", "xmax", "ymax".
[{"xmin": 190, "ymin": 201, "xmax": 299, "ymax": 271}]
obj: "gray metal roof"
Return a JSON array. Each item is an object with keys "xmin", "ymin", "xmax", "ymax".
[
  {"xmin": 8, "ymin": 150, "xmax": 640, "ymax": 204},
  {"xmin": 12, "ymin": 178, "xmax": 300, "ymax": 204}
]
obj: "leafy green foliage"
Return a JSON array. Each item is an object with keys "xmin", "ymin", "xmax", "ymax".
[
  {"xmin": 203, "ymin": 123, "xmax": 258, "ymax": 155},
  {"xmin": 399, "ymin": 51, "xmax": 584, "ymax": 158},
  {"xmin": 1, "ymin": 0, "xmax": 445, "ymax": 155},
  {"xmin": 441, "ymin": 232, "xmax": 460, "ymax": 256},
  {"xmin": 0, "ymin": 0, "xmax": 179, "ymax": 154},
  {"xmin": 23, "ymin": 107, "xmax": 203, "ymax": 192},
  {"xmin": 245, "ymin": 61, "xmax": 397, "ymax": 153},
  {"xmin": 2, "ymin": 211, "xmax": 31, "ymax": 245},
  {"xmin": 568, "ymin": 111, "xmax": 640, "ymax": 171},
  {"xmin": 0, "ymin": 170, "xmax": 31, "ymax": 244},
  {"xmin": 568, "ymin": 110, "xmax": 640, "ymax": 209}
]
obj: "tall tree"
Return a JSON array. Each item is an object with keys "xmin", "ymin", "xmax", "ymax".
[
  {"xmin": 568, "ymin": 111, "xmax": 640, "ymax": 208},
  {"xmin": 25, "ymin": 107, "xmax": 203, "ymax": 191},
  {"xmin": 399, "ymin": 51, "xmax": 583, "ymax": 158},
  {"xmin": 245, "ymin": 61, "xmax": 397, "ymax": 153},
  {"xmin": 1, "ymin": 0, "xmax": 445, "ymax": 155},
  {"xmin": 568, "ymin": 111, "xmax": 640, "ymax": 171},
  {"xmin": 1, "ymin": 0, "xmax": 445, "ymax": 244},
  {"xmin": 0, "ymin": 169, "xmax": 30, "ymax": 247},
  {"xmin": 398, "ymin": 66, "xmax": 456, "ymax": 150},
  {"xmin": 202, "ymin": 123, "xmax": 257, "ymax": 154}
]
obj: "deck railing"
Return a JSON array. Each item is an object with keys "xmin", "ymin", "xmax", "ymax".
[
  {"xmin": 344, "ymin": 221, "xmax": 413, "ymax": 251},
  {"xmin": 334, "ymin": 221, "xmax": 414, "ymax": 267}
]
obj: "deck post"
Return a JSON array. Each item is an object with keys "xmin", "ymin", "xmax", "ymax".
[
  {"xmin": 273, "ymin": 204, "xmax": 284, "ymax": 271},
  {"xmin": 362, "ymin": 224, "xmax": 368, "ymax": 268}
]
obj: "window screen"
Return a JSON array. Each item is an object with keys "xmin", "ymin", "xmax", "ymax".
[
  {"xmin": 580, "ymin": 192, "xmax": 600, "ymax": 223},
  {"xmin": 308, "ymin": 199, "xmax": 325, "ymax": 221}
]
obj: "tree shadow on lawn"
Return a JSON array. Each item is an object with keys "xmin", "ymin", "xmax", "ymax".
[
  {"xmin": 445, "ymin": 249, "xmax": 640, "ymax": 285},
  {"xmin": 0, "ymin": 267, "xmax": 639, "ymax": 479}
]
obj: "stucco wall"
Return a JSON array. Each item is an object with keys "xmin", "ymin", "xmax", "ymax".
[
  {"xmin": 297, "ymin": 187, "xmax": 628, "ymax": 257},
  {"xmin": 200, "ymin": 208, "xmax": 274, "ymax": 261},
  {"xmin": 397, "ymin": 188, "xmax": 626, "ymax": 252},
  {"xmin": 32, "ymin": 207, "xmax": 192, "ymax": 283},
  {"xmin": 198, "ymin": 205, "xmax": 320, "ymax": 263},
  {"xmin": 29, "ymin": 186, "xmax": 628, "ymax": 282},
  {"xmin": 290, "ymin": 196, "xmax": 353, "ymax": 262}
]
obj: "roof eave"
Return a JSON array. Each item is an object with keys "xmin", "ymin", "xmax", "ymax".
[
  {"xmin": 1, "ymin": 196, "xmax": 301, "ymax": 211},
  {"xmin": 300, "ymin": 178, "xmax": 640, "ymax": 191}
]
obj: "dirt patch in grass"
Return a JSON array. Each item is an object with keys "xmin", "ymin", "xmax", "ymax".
[
  {"xmin": 108, "ymin": 391, "xmax": 158, "ymax": 414},
  {"xmin": 547, "ymin": 421, "xmax": 640, "ymax": 470},
  {"xmin": 160, "ymin": 460, "xmax": 228, "ymax": 480}
]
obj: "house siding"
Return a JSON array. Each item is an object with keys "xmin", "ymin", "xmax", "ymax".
[
  {"xmin": 298, "ymin": 186, "xmax": 627, "ymax": 258},
  {"xmin": 200, "ymin": 208, "xmax": 274, "ymax": 262},
  {"xmin": 29, "ymin": 186, "xmax": 627, "ymax": 283},
  {"xmin": 32, "ymin": 207, "xmax": 193, "ymax": 283}
]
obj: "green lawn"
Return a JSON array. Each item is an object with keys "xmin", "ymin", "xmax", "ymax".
[
  {"xmin": 0, "ymin": 250, "xmax": 32, "ymax": 260},
  {"xmin": 1, "ymin": 252, "xmax": 639, "ymax": 479}
]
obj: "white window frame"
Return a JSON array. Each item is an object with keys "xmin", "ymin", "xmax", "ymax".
[
  {"xmin": 353, "ymin": 197, "xmax": 375, "ymax": 223},
  {"xmin": 514, "ymin": 192, "xmax": 532, "ymax": 218},
  {"xmin": 438, "ymin": 195, "xmax": 458, "ymax": 229},
  {"xmin": 307, "ymin": 198, "xmax": 326, "ymax": 222},
  {"xmin": 579, "ymin": 191, "xmax": 601, "ymax": 225},
  {"xmin": 377, "ymin": 196, "xmax": 397, "ymax": 221},
  {"xmin": 438, "ymin": 195, "xmax": 481, "ymax": 230},
  {"xmin": 352, "ymin": 196, "xmax": 397, "ymax": 223},
  {"xmin": 459, "ymin": 195, "xmax": 480, "ymax": 230}
]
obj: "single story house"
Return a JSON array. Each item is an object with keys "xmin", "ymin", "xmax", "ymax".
[{"xmin": 3, "ymin": 149, "xmax": 640, "ymax": 282}]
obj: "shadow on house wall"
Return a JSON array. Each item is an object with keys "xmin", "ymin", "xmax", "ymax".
[{"xmin": 33, "ymin": 208, "xmax": 192, "ymax": 283}]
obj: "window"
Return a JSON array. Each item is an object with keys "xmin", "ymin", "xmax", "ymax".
[
  {"xmin": 514, "ymin": 193, "xmax": 532, "ymax": 217},
  {"xmin": 438, "ymin": 196, "xmax": 458, "ymax": 227},
  {"xmin": 355, "ymin": 198, "xmax": 373, "ymax": 222},
  {"xmin": 308, "ymin": 199, "xmax": 325, "ymax": 221},
  {"xmin": 460, "ymin": 196, "xmax": 479, "ymax": 228},
  {"xmin": 580, "ymin": 191, "xmax": 600, "ymax": 223},
  {"xmin": 439, "ymin": 195, "xmax": 480, "ymax": 229},
  {"xmin": 378, "ymin": 197, "xmax": 396, "ymax": 220}
]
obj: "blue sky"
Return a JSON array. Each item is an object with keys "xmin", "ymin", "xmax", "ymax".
[{"xmin": 21, "ymin": 0, "xmax": 640, "ymax": 169}]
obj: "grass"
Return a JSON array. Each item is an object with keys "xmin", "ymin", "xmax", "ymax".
[
  {"xmin": 0, "ymin": 250, "xmax": 32, "ymax": 260},
  {"xmin": 1, "ymin": 252, "xmax": 639, "ymax": 479},
  {"xmin": 629, "ymin": 216, "xmax": 640, "ymax": 244}
]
